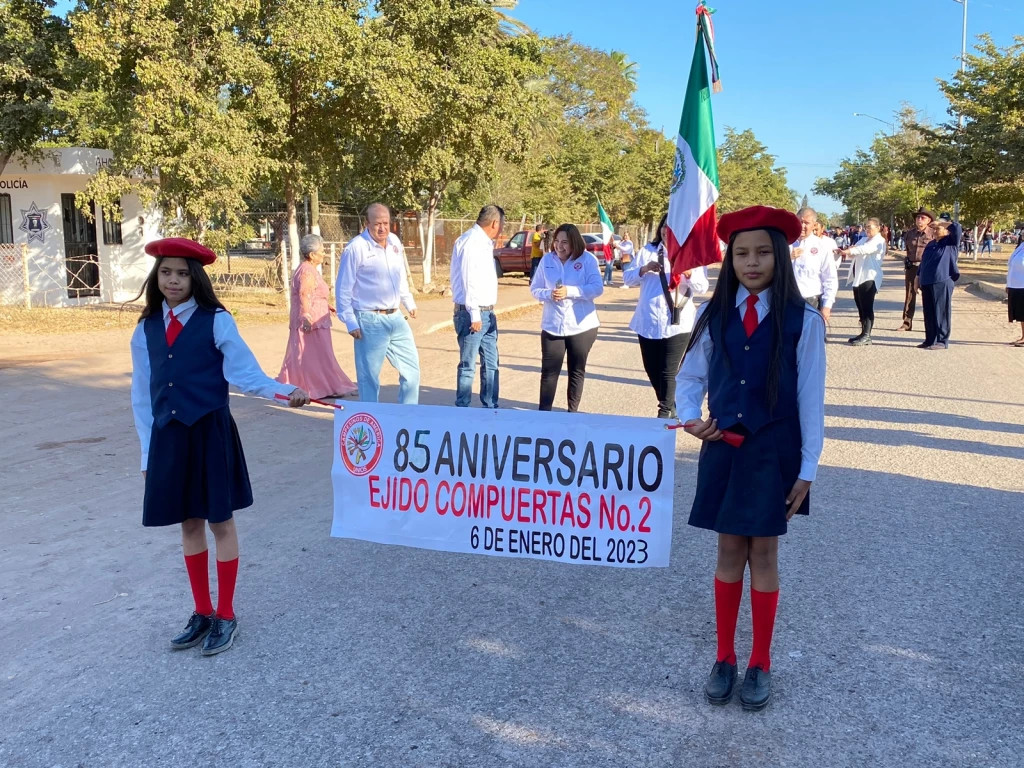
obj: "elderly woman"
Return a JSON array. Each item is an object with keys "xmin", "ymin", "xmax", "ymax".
[
  {"xmin": 276, "ymin": 234, "xmax": 357, "ymax": 398},
  {"xmin": 914, "ymin": 215, "xmax": 961, "ymax": 350},
  {"xmin": 840, "ymin": 217, "xmax": 886, "ymax": 346},
  {"xmin": 530, "ymin": 223, "xmax": 604, "ymax": 412}
]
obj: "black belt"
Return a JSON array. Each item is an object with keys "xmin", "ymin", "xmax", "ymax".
[
  {"xmin": 366, "ymin": 308, "xmax": 397, "ymax": 314},
  {"xmin": 455, "ymin": 304, "xmax": 494, "ymax": 312}
]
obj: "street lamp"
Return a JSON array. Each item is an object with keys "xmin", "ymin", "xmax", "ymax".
[
  {"xmin": 852, "ymin": 112, "xmax": 895, "ymax": 136},
  {"xmin": 952, "ymin": 0, "xmax": 968, "ymax": 223}
]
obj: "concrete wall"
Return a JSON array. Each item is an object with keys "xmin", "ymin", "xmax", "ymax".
[{"xmin": 2, "ymin": 148, "xmax": 161, "ymax": 307}]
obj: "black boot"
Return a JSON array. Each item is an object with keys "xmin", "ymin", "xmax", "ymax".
[
  {"xmin": 849, "ymin": 319, "xmax": 873, "ymax": 346},
  {"xmin": 847, "ymin": 320, "xmax": 865, "ymax": 344}
]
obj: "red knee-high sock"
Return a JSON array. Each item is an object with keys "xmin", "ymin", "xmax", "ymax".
[
  {"xmin": 184, "ymin": 551, "xmax": 214, "ymax": 616},
  {"xmin": 714, "ymin": 577, "xmax": 744, "ymax": 665},
  {"xmin": 216, "ymin": 557, "xmax": 239, "ymax": 620},
  {"xmin": 749, "ymin": 587, "xmax": 780, "ymax": 671}
]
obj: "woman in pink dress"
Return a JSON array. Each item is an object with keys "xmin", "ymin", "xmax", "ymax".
[{"xmin": 277, "ymin": 234, "xmax": 357, "ymax": 399}]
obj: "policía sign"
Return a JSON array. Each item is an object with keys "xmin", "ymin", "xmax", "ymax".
[{"xmin": 332, "ymin": 404, "xmax": 676, "ymax": 567}]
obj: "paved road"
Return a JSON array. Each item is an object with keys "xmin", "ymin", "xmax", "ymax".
[{"xmin": 2, "ymin": 262, "xmax": 1022, "ymax": 767}]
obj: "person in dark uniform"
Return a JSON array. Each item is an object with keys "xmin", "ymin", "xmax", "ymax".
[
  {"xmin": 130, "ymin": 238, "xmax": 310, "ymax": 655},
  {"xmin": 899, "ymin": 208, "xmax": 934, "ymax": 331},
  {"xmin": 914, "ymin": 214, "xmax": 961, "ymax": 350},
  {"xmin": 676, "ymin": 206, "xmax": 826, "ymax": 711}
]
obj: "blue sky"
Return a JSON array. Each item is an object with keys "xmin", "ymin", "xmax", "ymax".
[{"xmin": 511, "ymin": 0, "xmax": 1022, "ymax": 214}]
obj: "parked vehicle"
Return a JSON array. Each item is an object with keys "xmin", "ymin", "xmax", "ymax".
[
  {"xmin": 582, "ymin": 233, "xmax": 624, "ymax": 267},
  {"xmin": 493, "ymin": 230, "xmax": 537, "ymax": 277}
]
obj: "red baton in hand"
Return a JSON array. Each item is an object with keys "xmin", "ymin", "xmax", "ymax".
[
  {"xmin": 274, "ymin": 393, "xmax": 344, "ymax": 410},
  {"xmin": 665, "ymin": 421, "xmax": 745, "ymax": 447}
]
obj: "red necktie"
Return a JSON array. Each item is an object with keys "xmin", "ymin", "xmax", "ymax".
[
  {"xmin": 166, "ymin": 308, "xmax": 183, "ymax": 347},
  {"xmin": 743, "ymin": 294, "xmax": 760, "ymax": 337}
]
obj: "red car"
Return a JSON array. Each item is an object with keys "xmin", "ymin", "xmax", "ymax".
[{"xmin": 493, "ymin": 230, "xmax": 538, "ymax": 277}]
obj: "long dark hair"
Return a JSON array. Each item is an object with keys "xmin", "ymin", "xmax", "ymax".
[
  {"xmin": 132, "ymin": 257, "xmax": 227, "ymax": 322},
  {"xmin": 684, "ymin": 227, "xmax": 805, "ymax": 410},
  {"xmin": 650, "ymin": 213, "xmax": 668, "ymax": 246}
]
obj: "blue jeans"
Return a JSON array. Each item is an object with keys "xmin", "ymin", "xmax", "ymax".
[
  {"xmin": 604, "ymin": 261, "xmax": 614, "ymax": 284},
  {"xmin": 353, "ymin": 311, "xmax": 420, "ymax": 404},
  {"xmin": 454, "ymin": 309, "xmax": 499, "ymax": 408}
]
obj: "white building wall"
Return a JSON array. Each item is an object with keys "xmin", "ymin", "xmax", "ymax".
[{"xmin": 1, "ymin": 148, "xmax": 159, "ymax": 307}]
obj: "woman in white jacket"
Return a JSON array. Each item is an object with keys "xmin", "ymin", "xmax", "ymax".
[
  {"xmin": 840, "ymin": 217, "xmax": 886, "ymax": 346},
  {"xmin": 624, "ymin": 214, "xmax": 709, "ymax": 418}
]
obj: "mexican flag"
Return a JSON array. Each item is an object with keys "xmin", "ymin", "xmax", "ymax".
[
  {"xmin": 665, "ymin": 2, "xmax": 722, "ymax": 284},
  {"xmin": 598, "ymin": 200, "xmax": 615, "ymax": 263}
]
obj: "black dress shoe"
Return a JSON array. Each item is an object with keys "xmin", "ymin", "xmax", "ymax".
[
  {"xmin": 917, "ymin": 342, "xmax": 932, "ymax": 348},
  {"xmin": 739, "ymin": 666, "xmax": 772, "ymax": 711},
  {"xmin": 201, "ymin": 616, "xmax": 238, "ymax": 656},
  {"xmin": 170, "ymin": 612, "xmax": 213, "ymax": 649},
  {"xmin": 704, "ymin": 660, "xmax": 738, "ymax": 705}
]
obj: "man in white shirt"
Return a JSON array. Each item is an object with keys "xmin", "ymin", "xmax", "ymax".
[
  {"xmin": 790, "ymin": 207, "xmax": 839, "ymax": 322},
  {"xmin": 336, "ymin": 202, "xmax": 420, "ymax": 404},
  {"xmin": 449, "ymin": 205, "xmax": 503, "ymax": 408}
]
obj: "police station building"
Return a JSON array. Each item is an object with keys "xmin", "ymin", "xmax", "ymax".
[{"xmin": 0, "ymin": 147, "xmax": 161, "ymax": 307}]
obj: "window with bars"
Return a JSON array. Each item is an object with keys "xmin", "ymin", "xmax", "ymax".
[
  {"xmin": 102, "ymin": 203, "xmax": 123, "ymax": 245},
  {"xmin": 0, "ymin": 195, "xmax": 12, "ymax": 243}
]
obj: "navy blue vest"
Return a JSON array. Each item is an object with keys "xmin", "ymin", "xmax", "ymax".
[
  {"xmin": 144, "ymin": 307, "xmax": 229, "ymax": 428},
  {"xmin": 707, "ymin": 299, "xmax": 805, "ymax": 434}
]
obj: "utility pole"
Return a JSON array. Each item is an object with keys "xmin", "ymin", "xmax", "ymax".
[{"xmin": 953, "ymin": 0, "xmax": 968, "ymax": 223}]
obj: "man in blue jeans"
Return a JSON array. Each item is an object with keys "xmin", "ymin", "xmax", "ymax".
[
  {"xmin": 449, "ymin": 205, "xmax": 503, "ymax": 408},
  {"xmin": 335, "ymin": 203, "xmax": 420, "ymax": 404}
]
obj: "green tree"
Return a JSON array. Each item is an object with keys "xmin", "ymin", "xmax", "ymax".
[
  {"xmin": 69, "ymin": 0, "xmax": 269, "ymax": 250},
  {"xmin": 716, "ymin": 127, "xmax": 796, "ymax": 214},
  {"xmin": 247, "ymin": 0, "xmax": 363, "ymax": 266},
  {"xmin": 815, "ymin": 106, "xmax": 934, "ymax": 230},
  {"xmin": 907, "ymin": 35, "xmax": 1024, "ymax": 230},
  {"xmin": 355, "ymin": 0, "xmax": 542, "ymax": 285},
  {"xmin": 0, "ymin": 0, "xmax": 74, "ymax": 175},
  {"xmin": 610, "ymin": 50, "xmax": 638, "ymax": 87}
]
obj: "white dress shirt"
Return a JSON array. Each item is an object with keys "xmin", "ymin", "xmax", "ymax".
[
  {"xmin": 130, "ymin": 297, "xmax": 294, "ymax": 471},
  {"xmin": 618, "ymin": 239, "xmax": 635, "ymax": 261},
  {"xmin": 530, "ymin": 251, "xmax": 603, "ymax": 336},
  {"xmin": 820, "ymin": 235, "xmax": 841, "ymax": 267},
  {"xmin": 1006, "ymin": 243, "xmax": 1024, "ymax": 289},
  {"xmin": 335, "ymin": 230, "xmax": 417, "ymax": 332},
  {"xmin": 675, "ymin": 286, "xmax": 827, "ymax": 481},
  {"xmin": 624, "ymin": 243, "xmax": 709, "ymax": 338},
  {"xmin": 846, "ymin": 234, "xmax": 886, "ymax": 290},
  {"xmin": 450, "ymin": 224, "xmax": 499, "ymax": 323},
  {"xmin": 790, "ymin": 235, "xmax": 839, "ymax": 307}
]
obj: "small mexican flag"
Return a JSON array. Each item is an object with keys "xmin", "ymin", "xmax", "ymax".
[
  {"xmin": 665, "ymin": 1, "xmax": 722, "ymax": 283},
  {"xmin": 597, "ymin": 200, "xmax": 615, "ymax": 263}
]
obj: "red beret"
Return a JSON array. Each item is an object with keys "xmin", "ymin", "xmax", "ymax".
[
  {"xmin": 717, "ymin": 206, "xmax": 802, "ymax": 245},
  {"xmin": 144, "ymin": 237, "xmax": 217, "ymax": 266}
]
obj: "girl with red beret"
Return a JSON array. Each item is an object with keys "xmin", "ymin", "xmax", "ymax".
[
  {"xmin": 676, "ymin": 207, "xmax": 826, "ymax": 710},
  {"xmin": 130, "ymin": 238, "xmax": 310, "ymax": 655}
]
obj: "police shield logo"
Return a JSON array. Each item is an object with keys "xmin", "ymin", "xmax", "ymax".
[{"xmin": 19, "ymin": 203, "xmax": 50, "ymax": 244}]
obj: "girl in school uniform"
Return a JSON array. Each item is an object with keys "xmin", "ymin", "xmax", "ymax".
[
  {"xmin": 676, "ymin": 206, "xmax": 826, "ymax": 711},
  {"xmin": 130, "ymin": 238, "xmax": 309, "ymax": 656}
]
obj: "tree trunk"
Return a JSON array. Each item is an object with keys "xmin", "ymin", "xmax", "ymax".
[
  {"xmin": 0, "ymin": 150, "xmax": 11, "ymax": 178},
  {"xmin": 310, "ymin": 188, "xmax": 321, "ymax": 235},
  {"xmin": 423, "ymin": 202, "xmax": 436, "ymax": 287},
  {"xmin": 285, "ymin": 181, "xmax": 301, "ymax": 272}
]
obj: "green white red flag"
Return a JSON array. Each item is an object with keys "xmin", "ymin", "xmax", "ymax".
[
  {"xmin": 665, "ymin": 2, "xmax": 722, "ymax": 284},
  {"xmin": 597, "ymin": 200, "xmax": 615, "ymax": 262}
]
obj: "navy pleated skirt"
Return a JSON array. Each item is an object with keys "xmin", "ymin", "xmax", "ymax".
[
  {"xmin": 142, "ymin": 407, "xmax": 253, "ymax": 527},
  {"xmin": 688, "ymin": 416, "xmax": 809, "ymax": 538}
]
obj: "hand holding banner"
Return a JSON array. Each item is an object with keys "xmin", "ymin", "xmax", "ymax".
[{"xmin": 331, "ymin": 404, "xmax": 677, "ymax": 568}]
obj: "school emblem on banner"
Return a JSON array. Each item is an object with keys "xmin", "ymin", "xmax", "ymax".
[
  {"xmin": 19, "ymin": 203, "xmax": 49, "ymax": 243},
  {"xmin": 340, "ymin": 413, "xmax": 384, "ymax": 476}
]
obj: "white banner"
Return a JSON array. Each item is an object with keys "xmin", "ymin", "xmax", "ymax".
[{"xmin": 331, "ymin": 403, "xmax": 676, "ymax": 568}]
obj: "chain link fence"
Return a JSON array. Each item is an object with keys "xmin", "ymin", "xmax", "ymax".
[{"xmin": 0, "ymin": 243, "xmax": 29, "ymax": 307}]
